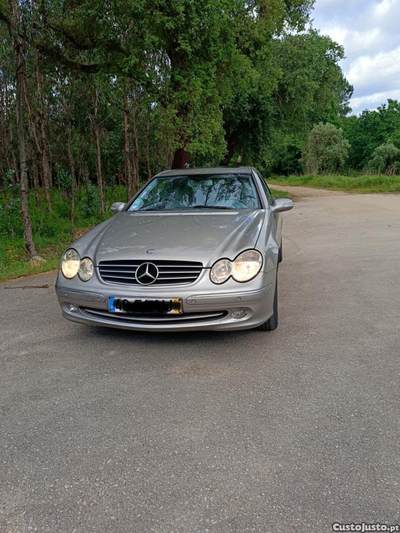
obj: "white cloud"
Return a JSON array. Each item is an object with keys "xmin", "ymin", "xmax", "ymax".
[
  {"xmin": 351, "ymin": 89, "xmax": 400, "ymax": 113},
  {"xmin": 312, "ymin": 0, "xmax": 400, "ymax": 114},
  {"xmin": 347, "ymin": 46, "xmax": 400, "ymax": 90},
  {"xmin": 373, "ymin": 0, "xmax": 395, "ymax": 18}
]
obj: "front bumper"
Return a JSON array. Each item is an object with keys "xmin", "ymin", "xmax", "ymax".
[{"xmin": 55, "ymin": 268, "xmax": 276, "ymax": 332}]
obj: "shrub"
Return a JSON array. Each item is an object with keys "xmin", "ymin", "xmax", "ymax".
[
  {"xmin": 366, "ymin": 142, "xmax": 400, "ymax": 175},
  {"xmin": 81, "ymin": 184, "xmax": 100, "ymax": 217},
  {"xmin": 302, "ymin": 123, "xmax": 350, "ymax": 174}
]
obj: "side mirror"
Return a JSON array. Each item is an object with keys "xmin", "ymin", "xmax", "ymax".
[
  {"xmin": 270, "ymin": 198, "xmax": 294, "ymax": 214},
  {"xmin": 110, "ymin": 202, "xmax": 126, "ymax": 213}
]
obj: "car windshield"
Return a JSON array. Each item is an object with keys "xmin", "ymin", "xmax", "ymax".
[{"xmin": 128, "ymin": 173, "xmax": 260, "ymax": 212}]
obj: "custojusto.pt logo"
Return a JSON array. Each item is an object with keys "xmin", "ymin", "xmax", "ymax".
[{"xmin": 332, "ymin": 523, "xmax": 400, "ymax": 532}]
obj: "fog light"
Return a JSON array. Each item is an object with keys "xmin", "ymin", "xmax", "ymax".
[
  {"xmin": 231, "ymin": 309, "xmax": 247, "ymax": 319},
  {"xmin": 67, "ymin": 303, "xmax": 78, "ymax": 312}
]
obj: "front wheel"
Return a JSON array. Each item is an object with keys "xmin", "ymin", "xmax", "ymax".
[{"xmin": 257, "ymin": 269, "xmax": 278, "ymax": 331}]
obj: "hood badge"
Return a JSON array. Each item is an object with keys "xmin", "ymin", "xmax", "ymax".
[
  {"xmin": 146, "ymin": 249, "xmax": 155, "ymax": 254},
  {"xmin": 136, "ymin": 262, "xmax": 159, "ymax": 285}
]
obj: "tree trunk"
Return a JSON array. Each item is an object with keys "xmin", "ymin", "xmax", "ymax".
[
  {"xmin": 23, "ymin": 81, "xmax": 41, "ymax": 206},
  {"xmin": 130, "ymin": 97, "xmax": 140, "ymax": 190},
  {"xmin": 0, "ymin": 150, "xmax": 6, "ymax": 201},
  {"xmin": 146, "ymin": 111, "xmax": 152, "ymax": 181},
  {"xmin": 123, "ymin": 90, "xmax": 133, "ymax": 200},
  {"xmin": 171, "ymin": 147, "xmax": 190, "ymax": 169},
  {"xmin": 93, "ymin": 88, "xmax": 104, "ymax": 216},
  {"xmin": 223, "ymin": 126, "xmax": 238, "ymax": 166},
  {"xmin": 32, "ymin": 159, "xmax": 41, "ymax": 207},
  {"xmin": 67, "ymin": 129, "xmax": 76, "ymax": 233},
  {"xmin": 34, "ymin": 51, "xmax": 52, "ymax": 211},
  {"xmin": 10, "ymin": 0, "xmax": 38, "ymax": 256},
  {"xmin": 9, "ymin": 124, "xmax": 18, "ymax": 184}
]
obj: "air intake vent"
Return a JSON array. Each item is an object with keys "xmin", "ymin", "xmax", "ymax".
[{"xmin": 98, "ymin": 260, "xmax": 203, "ymax": 286}]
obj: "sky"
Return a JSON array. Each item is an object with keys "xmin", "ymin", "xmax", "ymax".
[{"xmin": 311, "ymin": 0, "xmax": 400, "ymax": 115}]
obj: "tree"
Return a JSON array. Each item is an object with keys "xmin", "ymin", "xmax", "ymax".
[
  {"xmin": 302, "ymin": 123, "xmax": 350, "ymax": 174},
  {"xmin": 6, "ymin": 0, "xmax": 38, "ymax": 256},
  {"xmin": 342, "ymin": 100, "xmax": 400, "ymax": 169},
  {"xmin": 222, "ymin": 30, "xmax": 353, "ymax": 171},
  {"xmin": 367, "ymin": 142, "xmax": 400, "ymax": 175}
]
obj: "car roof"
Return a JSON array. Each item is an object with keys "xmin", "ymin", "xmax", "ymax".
[{"xmin": 155, "ymin": 166, "xmax": 254, "ymax": 177}]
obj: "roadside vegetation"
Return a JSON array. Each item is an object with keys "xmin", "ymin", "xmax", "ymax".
[
  {"xmin": 0, "ymin": 186, "xmax": 124, "ymax": 281},
  {"xmin": 0, "ymin": 1, "xmax": 399, "ymax": 281},
  {"xmin": 269, "ymin": 175, "xmax": 400, "ymax": 194}
]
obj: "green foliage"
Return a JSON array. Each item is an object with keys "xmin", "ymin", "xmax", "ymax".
[
  {"xmin": 302, "ymin": 123, "xmax": 350, "ymax": 174},
  {"xmin": 341, "ymin": 100, "xmax": 400, "ymax": 170},
  {"xmin": 0, "ymin": 186, "xmax": 125, "ymax": 240},
  {"xmin": 222, "ymin": 29, "xmax": 352, "ymax": 172},
  {"xmin": 269, "ymin": 174, "xmax": 400, "ymax": 193},
  {"xmin": 367, "ymin": 142, "xmax": 400, "ymax": 175},
  {"xmin": 54, "ymin": 166, "xmax": 72, "ymax": 193},
  {"xmin": 0, "ymin": 186, "xmax": 127, "ymax": 280},
  {"xmin": 81, "ymin": 184, "xmax": 100, "ymax": 217}
]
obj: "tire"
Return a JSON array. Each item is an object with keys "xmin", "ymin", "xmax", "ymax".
[
  {"xmin": 257, "ymin": 269, "xmax": 278, "ymax": 331},
  {"xmin": 278, "ymin": 241, "xmax": 283, "ymax": 263}
]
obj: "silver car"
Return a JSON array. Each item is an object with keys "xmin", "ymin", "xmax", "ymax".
[{"xmin": 56, "ymin": 167, "xmax": 294, "ymax": 332}]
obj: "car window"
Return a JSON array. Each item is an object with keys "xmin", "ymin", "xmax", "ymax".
[
  {"xmin": 256, "ymin": 171, "xmax": 274, "ymax": 206},
  {"xmin": 128, "ymin": 174, "xmax": 261, "ymax": 211}
]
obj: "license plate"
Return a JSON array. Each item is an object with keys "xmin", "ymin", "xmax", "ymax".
[{"xmin": 109, "ymin": 297, "xmax": 182, "ymax": 315}]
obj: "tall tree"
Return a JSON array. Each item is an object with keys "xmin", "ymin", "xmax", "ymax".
[
  {"xmin": 7, "ymin": 0, "xmax": 38, "ymax": 255},
  {"xmin": 123, "ymin": 88, "xmax": 133, "ymax": 200},
  {"xmin": 92, "ymin": 87, "xmax": 104, "ymax": 215}
]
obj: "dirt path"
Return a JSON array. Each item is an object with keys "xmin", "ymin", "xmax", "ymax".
[{"xmin": 270, "ymin": 183, "xmax": 348, "ymax": 198}]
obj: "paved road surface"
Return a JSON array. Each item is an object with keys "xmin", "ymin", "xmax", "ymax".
[{"xmin": 1, "ymin": 193, "xmax": 400, "ymax": 533}]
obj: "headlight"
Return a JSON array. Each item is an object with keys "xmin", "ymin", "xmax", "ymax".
[
  {"xmin": 61, "ymin": 249, "xmax": 80, "ymax": 279},
  {"xmin": 78, "ymin": 257, "xmax": 94, "ymax": 281},
  {"xmin": 232, "ymin": 250, "xmax": 263, "ymax": 282},
  {"xmin": 210, "ymin": 250, "xmax": 263, "ymax": 284},
  {"xmin": 210, "ymin": 259, "xmax": 232, "ymax": 284}
]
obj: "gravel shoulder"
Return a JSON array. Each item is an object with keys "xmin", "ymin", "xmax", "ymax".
[{"xmin": 270, "ymin": 183, "xmax": 349, "ymax": 198}]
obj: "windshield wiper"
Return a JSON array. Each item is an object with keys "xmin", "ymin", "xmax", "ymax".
[
  {"xmin": 191, "ymin": 205, "xmax": 232, "ymax": 210},
  {"xmin": 136, "ymin": 205, "xmax": 233, "ymax": 212}
]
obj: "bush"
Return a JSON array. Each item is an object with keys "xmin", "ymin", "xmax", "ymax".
[
  {"xmin": 81, "ymin": 184, "xmax": 100, "ymax": 217},
  {"xmin": 302, "ymin": 123, "xmax": 350, "ymax": 174},
  {"xmin": 367, "ymin": 142, "xmax": 400, "ymax": 175}
]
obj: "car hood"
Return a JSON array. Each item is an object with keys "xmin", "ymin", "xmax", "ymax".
[{"xmin": 85, "ymin": 210, "xmax": 265, "ymax": 267}]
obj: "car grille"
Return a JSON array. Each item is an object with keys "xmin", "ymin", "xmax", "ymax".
[
  {"xmin": 98, "ymin": 260, "xmax": 203, "ymax": 286},
  {"xmin": 80, "ymin": 307, "xmax": 227, "ymax": 325}
]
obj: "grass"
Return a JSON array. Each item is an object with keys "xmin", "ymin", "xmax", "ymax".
[
  {"xmin": 270, "ymin": 188, "xmax": 289, "ymax": 198},
  {"xmin": 0, "ymin": 185, "xmax": 127, "ymax": 282},
  {"xmin": 268, "ymin": 174, "xmax": 400, "ymax": 194}
]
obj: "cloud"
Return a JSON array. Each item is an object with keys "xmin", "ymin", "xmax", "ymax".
[
  {"xmin": 373, "ymin": 0, "xmax": 396, "ymax": 18},
  {"xmin": 311, "ymin": 0, "xmax": 400, "ymax": 114},
  {"xmin": 351, "ymin": 90, "xmax": 400, "ymax": 114},
  {"xmin": 347, "ymin": 46, "xmax": 400, "ymax": 93}
]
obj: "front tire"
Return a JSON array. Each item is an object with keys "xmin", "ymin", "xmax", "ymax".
[{"xmin": 257, "ymin": 269, "xmax": 278, "ymax": 331}]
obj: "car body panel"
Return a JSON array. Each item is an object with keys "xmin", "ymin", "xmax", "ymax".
[
  {"xmin": 55, "ymin": 166, "xmax": 292, "ymax": 332},
  {"xmin": 93, "ymin": 209, "xmax": 265, "ymax": 266}
]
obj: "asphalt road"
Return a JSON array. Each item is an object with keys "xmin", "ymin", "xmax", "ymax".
[{"xmin": 1, "ymin": 192, "xmax": 400, "ymax": 533}]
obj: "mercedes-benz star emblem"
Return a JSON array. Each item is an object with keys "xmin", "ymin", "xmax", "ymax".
[{"xmin": 135, "ymin": 262, "xmax": 159, "ymax": 285}]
